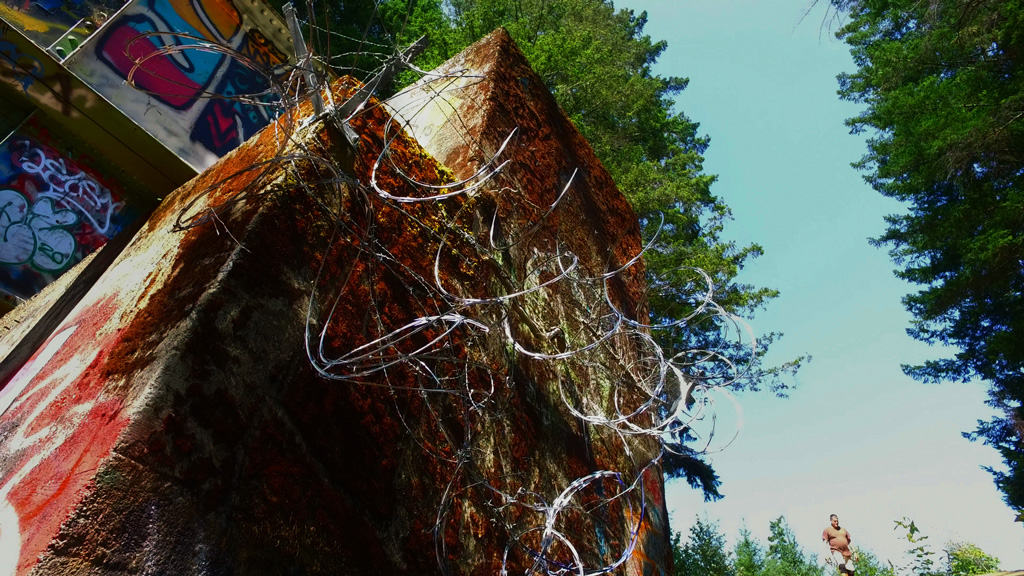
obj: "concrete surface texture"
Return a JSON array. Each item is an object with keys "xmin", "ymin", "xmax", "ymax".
[{"xmin": 0, "ymin": 29, "xmax": 671, "ymax": 576}]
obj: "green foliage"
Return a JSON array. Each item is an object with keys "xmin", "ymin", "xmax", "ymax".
[
  {"xmin": 891, "ymin": 518, "xmax": 1000, "ymax": 576},
  {"xmin": 662, "ymin": 446, "xmax": 724, "ymax": 501},
  {"xmin": 669, "ymin": 515, "xmax": 993, "ymax": 576},
  {"xmin": 674, "ymin": 517, "xmax": 735, "ymax": 576},
  {"xmin": 831, "ymin": 0, "xmax": 1024, "ymax": 511},
  {"xmin": 734, "ymin": 527, "xmax": 765, "ymax": 576},
  {"xmin": 944, "ymin": 542, "xmax": 1000, "ymax": 576},
  {"xmin": 269, "ymin": 0, "xmax": 389, "ymax": 75},
  {"xmin": 671, "ymin": 516, "xmax": 821, "ymax": 576},
  {"xmin": 893, "ymin": 518, "xmax": 940, "ymax": 576},
  {"xmin": 763, "ymin": 516, "xmax": 823, "ymax": 576},
  {"xmin": 855, "ymin": 549, "xmax": 897, "ymax": 576},
  {"xmin": 440, "ymin": 0, "xmax": 803, "ymax": 397}
]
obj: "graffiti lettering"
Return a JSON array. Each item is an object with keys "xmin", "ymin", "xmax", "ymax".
[
  {"xmin": 189, "ymin": 44, "xmax": 281, "ymax": 155},
  {"xmin": 193, "ymin": 99, "xmax": 240, "ymax": 155},
  {"xmin": 0, "ymin": 130, "xmax": 132, "ymax": 300},
  {"xmin": 85, "ymin": 0, "xmax": 288, "ymax": 161},
  {"xmin": 188, "ymin": 30, "xmax": 285, "ymax": 154},
  {"xmin": 14, "ymin": 143, "xmax": 122, "ymax": 235},
  {"xmin": 96, "ymin": 15, "xmax": 222, "ymax": 109},
  {"xmin": 94, "ymin": 0, "xmax": 244, "ymax": 109},
  {"xmin": 0, "ymin": 189, "xmax": 78, "ymax": 272},
  {"xmin": 240, "ymin": 29, "xmax": 287, "ymax": 70}
]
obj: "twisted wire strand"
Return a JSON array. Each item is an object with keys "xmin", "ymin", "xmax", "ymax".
[{"xmin": 115, "ymin": 11, "xmax": 757, "ymax": 573}]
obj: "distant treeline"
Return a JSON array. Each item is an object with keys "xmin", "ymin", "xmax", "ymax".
[{"xmin": 673, "ymin": 515, "xmax": 999, "ymax": 576}]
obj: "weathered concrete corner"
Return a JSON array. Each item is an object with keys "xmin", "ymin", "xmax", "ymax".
[
  {"xmin": 0, "ymin": 30, "xmax": 670, "ymax": 576},
  {"xmin": 387, "ymin": 28, "xmax": 647, "ymax": 290},
  {"xmin": 388, "ymin": 30, "xmax": 668, "ymax": 574}
]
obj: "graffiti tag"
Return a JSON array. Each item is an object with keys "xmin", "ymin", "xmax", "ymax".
[
  {"xmin": 0, "ymin": 130, "xmax": 131, "ymax": 300},
  {"xmin": 13, "ymin": 142, "xmax": 123, "ymax": 235}
]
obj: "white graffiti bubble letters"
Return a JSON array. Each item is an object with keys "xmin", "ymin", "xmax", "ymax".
[
  {"xmin": 0, "ymin": 189, "xmax": 80, "ymax": 272},
  {"xmin": 0, "ymin": 190, "xmax": 33, "ymax": 266},
  {"xmin": 29, "ymin": 198, "xmax": 79, "ymax": 271}
]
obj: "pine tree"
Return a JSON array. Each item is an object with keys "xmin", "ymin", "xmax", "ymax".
[
  {"xmin": 763, "ymin": 516, "xmax": 823, "ymax": 576},
  {"xmin": 831, "ymin": 0, "xmax": 1024, "ymax": 510},
  {"xmin": 674, "ymin": 517, "xmax": 735, "ymax": 576},
  {"xmin": 734, "ymin": 526, "xmax": 765, "ymax": 576}
]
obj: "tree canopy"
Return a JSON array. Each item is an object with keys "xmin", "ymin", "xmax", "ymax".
[
  {"xmin": 830, "ymin": 0, "xmax": 1024, "ymax": 511},
  {"xmin": 734, "ymin": 527, "xmax": 766, "ymax": 576},
  {"xmin": 763, "ymin": 516, "xmax": 821, "ymax": 576},
  {"xmin": 674, "ymin": 517, "xmax": 736, "ymax": 576}
]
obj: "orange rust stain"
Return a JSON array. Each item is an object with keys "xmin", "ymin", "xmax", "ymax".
[
  {"xmin": 623, "ymin": 470, "xmax": 669, "ymax": 576},
  {"xmin": 0, "ymin": 46, "xmax": 659, "ymax": 571}
]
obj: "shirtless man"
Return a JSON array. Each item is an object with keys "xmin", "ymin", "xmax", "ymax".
[{"xmin": 823, "ymin": 514, "xmax": 858, "ymax": 574}]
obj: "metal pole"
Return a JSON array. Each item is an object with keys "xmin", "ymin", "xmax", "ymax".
[{"xmin": 283, "ymin": 2, "xmax": 324, "ymax": 116}]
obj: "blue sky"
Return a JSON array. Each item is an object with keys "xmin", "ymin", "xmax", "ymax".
[{"xmin": 613, "ymin": 0, "xmax": 1024, "ymax": 568}]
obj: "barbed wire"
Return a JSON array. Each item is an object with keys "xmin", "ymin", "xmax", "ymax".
[{"xmin": 116, "ymin": 4, "xmax": 757, "ymax": 574}]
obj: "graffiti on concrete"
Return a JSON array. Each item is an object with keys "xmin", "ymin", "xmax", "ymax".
[
  {"xmin": 0, "ymin": 189, "xmax": 78, "ymax": 272},
  {"xmin": 68, "ymin": 0, "xmax": 290, "ymax": 168},
  {"xmin": 0, "ymin": 124, "xmax": 133, "ymax": 300},
  {"xmin": 190, "ymin": 31, "xmax": 286, "ymax": 156},
  {"xmin": 14, "ymin": 140, "xmax": 121, "ymax": 235},
  {"xmin": 0, "ymin": 294, "xmax": 129, "ymax": 576}
]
